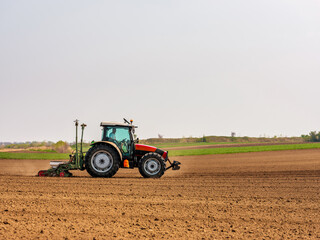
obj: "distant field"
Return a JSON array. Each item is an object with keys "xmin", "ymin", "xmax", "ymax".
[
  {"xmin": 0, "ymin": 152, "xmax": 69, "ymax": 160},
  {"xmin": 169, "ymin": 143, "xmax": 320, "ymax": 156},
  {"xmin": 141, "ymin": 135, "xmax": 303, "ymax": 146},
  {"xmin": 0, "ymin": 143, "xmax": 320, "ymax": 159},
  {"xmin": 153, "ymin": 142, "xmax": 233, "ymax": 148}
]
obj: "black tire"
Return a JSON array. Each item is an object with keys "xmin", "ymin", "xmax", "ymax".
[
  {"xmin": 85, "ymin": 144, "xmax": 120, "ymax": 178},
  {"xmin": 138, "ymin": 152, "xmax": 165, "ymax": 178}
]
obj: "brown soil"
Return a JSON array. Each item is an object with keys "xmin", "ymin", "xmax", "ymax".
[{"xmin": 0, "ymin": 149, "xmax": 319, "ymax": 239}]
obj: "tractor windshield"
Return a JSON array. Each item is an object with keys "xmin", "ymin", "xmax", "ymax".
[{"xmin": 102, "ymin": 126, "xmax": 133, "ymax": 158}]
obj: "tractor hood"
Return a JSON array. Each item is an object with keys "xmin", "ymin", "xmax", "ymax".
[{"xmin": 135, "ymin": 144, "xmax": 168, "ymax": 160}]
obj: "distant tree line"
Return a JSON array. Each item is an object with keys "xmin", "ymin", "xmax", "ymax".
[
  {"xmin": 53, "ymin": 141, "xmax": 72, "ymax": 153},
  {"xmin": 301, "ymin": 131, "xmax": 320, "ymax": 142},
  {"xmin": 1, "ymin": 141, "xmax": 53, "ymax": 149},
  {"xmin": 141, "ymin": 135, "xmax": 303, "ymax": 145}
]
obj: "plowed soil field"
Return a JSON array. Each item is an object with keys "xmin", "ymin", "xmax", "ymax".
[{"xmin": 0, "ymin": 149, "xmax": 319, "ymax": 239}]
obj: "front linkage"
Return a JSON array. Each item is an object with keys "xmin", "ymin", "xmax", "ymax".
[{"xmin": 166, "ymin": 159, "xmax": 181, "ymax": 171}]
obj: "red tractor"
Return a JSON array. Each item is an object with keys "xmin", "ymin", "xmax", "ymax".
[{"xmin": 38, "ymin": 119, "xmax": 180, "ymax": 178}]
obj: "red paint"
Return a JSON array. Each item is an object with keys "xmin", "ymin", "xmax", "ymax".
[
  {"xmin": 135, "ymin": 144, "xmax": 168, "ymax": 159},
  {"xmin": 162, "ymin": 151, "xmax": 167, "ymax": 159},
  {"xmin": 135, "ymin": 144, "xmax": 157, "ymax": 152}
]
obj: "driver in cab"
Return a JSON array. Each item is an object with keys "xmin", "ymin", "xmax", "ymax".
[
  {"xmin": 109, "ymin": 128, "xmax": 116, "ymax": 141},
  {"xmin": 108, "ymin": 128, "xmax": 128, "ymax": 153}
]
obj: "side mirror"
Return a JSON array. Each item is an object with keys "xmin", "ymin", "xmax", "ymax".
[{"xmin": 135, "ymin": 138, "xmax": 139, "ymax": 143}]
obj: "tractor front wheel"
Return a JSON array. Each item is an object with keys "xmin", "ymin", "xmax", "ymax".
[
  {"xmin": 138, "ymin": 152, "xmax": 165, "ymax": 178},
  {"xmin": 85, "ymin": 144, "xmax": 120, "ymax": 178}
]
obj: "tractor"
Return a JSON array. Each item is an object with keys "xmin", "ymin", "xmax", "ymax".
[{"xmin": 38, "ymin": 119, "xmax": 181, "ymax": 178}]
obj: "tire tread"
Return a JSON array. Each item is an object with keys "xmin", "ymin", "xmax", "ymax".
[
  {"xmin": 138, "ymin": 152, "xmax": 165, "ymax": 178},
  {"xmin": 85, "ymin": 144, "xmax": 120, "ymax": 178}
]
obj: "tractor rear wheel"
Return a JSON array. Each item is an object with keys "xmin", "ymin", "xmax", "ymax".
[
  {"xmin": 85, "ymin": 144, "xmax": 120, "ymax": 178},
  {"xmin": 138, "ymin": 152, "xmax": 165, "ymax": 178}
]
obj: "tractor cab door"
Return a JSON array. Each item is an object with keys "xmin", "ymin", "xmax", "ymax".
[{"xmin": 102, "ymin": 126, "xmax": 133, "ymax": 159}]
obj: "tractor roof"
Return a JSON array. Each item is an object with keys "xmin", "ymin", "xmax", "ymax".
[{"xmin": 100, "ymin": 122, "xmax": 137, "ymax": 128}]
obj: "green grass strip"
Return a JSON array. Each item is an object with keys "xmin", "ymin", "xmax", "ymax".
[
  {"xmin": 0, "ymin": 143, "xmax": 319, "ymax": 159},
  {"xmin": 168, "ymin": 143, "xmax": 320, "ymax": 156}
]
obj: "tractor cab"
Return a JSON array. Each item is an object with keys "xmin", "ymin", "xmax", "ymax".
[{"xmin": 100, "ymin": 122, "xmax": 136, "ymax": 159}]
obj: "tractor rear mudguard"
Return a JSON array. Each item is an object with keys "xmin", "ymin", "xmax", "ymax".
[{"xmin": 166, "ymin": 159, "xmax": 181, "ymax": 171}]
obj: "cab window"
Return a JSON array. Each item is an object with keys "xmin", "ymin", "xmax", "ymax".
[
  {"xmin": 102, "ymin": 127, "xmax": 132, "ymax": 155},
  {"xmin": 103, "ymin": 127, "xmax": 130, "ymax": 142}
]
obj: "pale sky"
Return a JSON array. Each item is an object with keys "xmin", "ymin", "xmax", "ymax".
[{"xmin": 1, "ymin": 0, "xmax": 320, "ymax": 142}]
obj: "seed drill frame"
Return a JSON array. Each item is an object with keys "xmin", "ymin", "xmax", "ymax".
[{"xmin": 38, "ymin": 120, "xmax": 86, "ymax": 177}]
